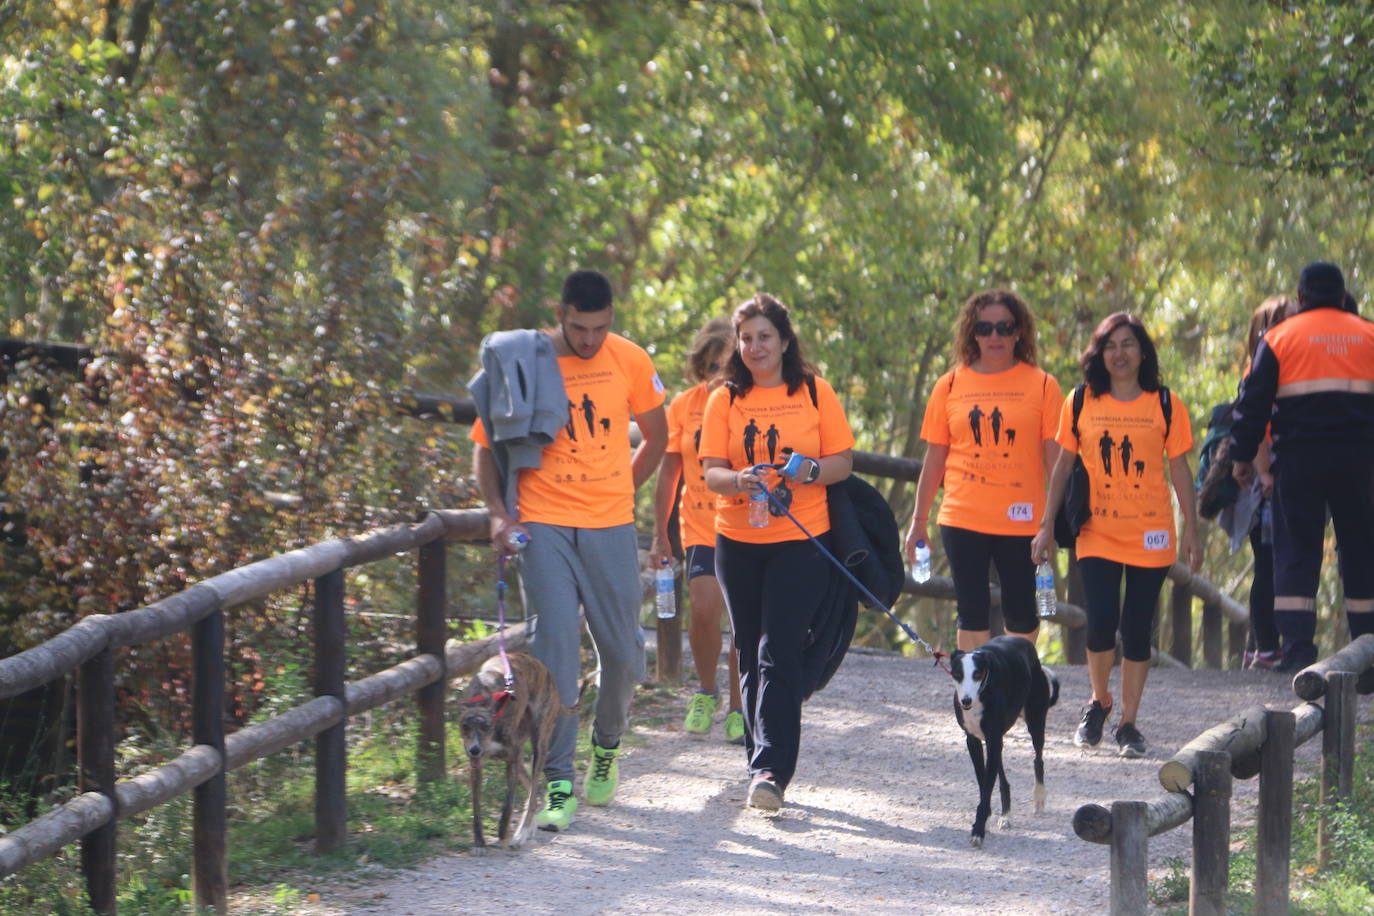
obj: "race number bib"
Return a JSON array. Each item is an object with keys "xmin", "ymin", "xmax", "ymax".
[
  {"xmin": 1143, "ymin": 530, "xmax": 1171, "ymax": 551},
  {"xmin": 1007, "ymin": 502, "xmax": 1034, "ymax": 522}
]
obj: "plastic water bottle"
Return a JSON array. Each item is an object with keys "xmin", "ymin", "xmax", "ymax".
[
  {"xmin": 654, "ymin": 559, "xmax": 676, "ymax": 619},
  {"xmin": 911, "ymin": 541, "xmax": 931, "ymax": 583},
  {"xmin": 506, "ymin": 530, "xmax": 529, "ymax": 551},
  {"xmin": 1036, "ymin": 560, "xmax": 1057, "ymax": 618},
  {"xmin": 1260, "ymin": 501, "xmax": 1273, "ymax": 545},
  {"xmin": 749, "ymin": 486, "xmax": 769, "ymax": 528}
]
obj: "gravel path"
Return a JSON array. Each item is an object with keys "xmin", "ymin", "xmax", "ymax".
[{"xmin": 236, "ymin": 650, "xmax": 1331, "ymax": 915}]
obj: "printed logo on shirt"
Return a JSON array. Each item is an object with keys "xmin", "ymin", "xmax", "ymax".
[
  {"xmin": 652, "ymin": 372, "xmax": 665, "ymax": 394},
  {"xmin": 1093, "ymin": 428, "xmax": 1149, "ymax": 486}
]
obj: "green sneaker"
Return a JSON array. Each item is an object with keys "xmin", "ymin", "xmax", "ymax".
[
  {"xmin": 534, "ymin": 779, "xmax": 577, "ymax": 832},
  {"xmin": 584, "ymin": 742, "xmax": 619, "ymax": 806},
  {"xmin": 723, "ymin": 709, "xmax": 746, "ymax": 745},
  {"xmin": 684, "ymin": 691, "xmax": 718, "ymax": 736}
]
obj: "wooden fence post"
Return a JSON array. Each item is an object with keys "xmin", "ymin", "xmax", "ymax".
[
  {"xmin": 417, "ymin": 540, "xmax": 448, "ymax": 787},
  {"xmin": 1110, "ymin": 800, "xmax": 1148, "ymax": 916},
  {"xmin": 1227, "ymin": 619, "xmax": 1246, "ymax": 670},
  {"xmin": 78, "ymin": 645, "xmax": 116, "ymax": 916},
  {"xmin": 1065, "ymin": 551, "xmax": 1087, "ymax": 664},
  {"xmin": 1201, "ymin": 600, "xmax": 1222, "ymax": 670},
  {"xmin": 192, "ymin": 608, "xmax": 227, "ymax": 914},
  {"xmin": 314, "ymin": 569, "xmax": 347, "ymax": 854},
  {"xmin": 1191, "ymin": 749, "xmax": 1231, "ymax": 916},
  {"xmin": 1255, "ymin": 709, "xmax": 1295, "ymax": 916},
  {"xmin": 1318, "ymin": 671, "xmax": 1357, "ymax": 869},
  {"xmin": 1171, "ymin": 582, "xmax": 1193, "ymax": 668}
]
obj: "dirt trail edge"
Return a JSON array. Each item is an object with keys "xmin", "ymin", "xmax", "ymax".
[{"xmin": 239, "ymin": 652, "xmax": 1330, "ymax": 916}]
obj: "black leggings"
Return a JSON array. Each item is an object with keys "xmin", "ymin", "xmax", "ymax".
[
  {"xmin": 939, "ymin": 525, "xmax": 1037, "ymax": 634},
  {"xmin": 715, "ymin": 532, "xmax": 834, "ymax": 791},
  {"xmin": 1078, "ymin": 557, "xmax": 1170, "ymax": 662}
]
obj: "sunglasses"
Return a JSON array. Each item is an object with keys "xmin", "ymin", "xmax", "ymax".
[{"xmin": 973, "ymin": 320, "xmax": 1017, "ymax": 338}]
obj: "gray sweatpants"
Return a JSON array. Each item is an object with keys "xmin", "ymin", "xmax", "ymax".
[{"xmin": 518, "ymin": 521, "xmax": 645, "ymax": 782}]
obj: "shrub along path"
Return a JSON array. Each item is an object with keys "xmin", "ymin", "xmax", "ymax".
[{"xmin": 237, "ymin": 650, "xmax": 1328, "ymax": 915}]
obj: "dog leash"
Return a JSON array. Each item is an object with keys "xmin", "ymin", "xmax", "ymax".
[
  {"xmin": 494, "ymin": 553, "xmax": 516, "ymax": 692},
  {"xmin": 749, "ymin": 466, "xmax": 950, "ymax": 674}
]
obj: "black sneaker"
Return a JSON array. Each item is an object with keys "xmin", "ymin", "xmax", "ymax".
[
  {"xmin": 1074, "ymin": 700, "xmax": 1113, "ymax": 748},
  {"xmin": 1115, "ymin": 722, "xmax": 1147, "ymax": 758},
  {"xmin": 1275, "ymin": 643, "xmax": 1318, "ymax": 674}
]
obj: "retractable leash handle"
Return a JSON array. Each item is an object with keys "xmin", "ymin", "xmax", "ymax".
[{"xmin": 749, "ymin": 478, "xmax": 945, "ymax": 667}]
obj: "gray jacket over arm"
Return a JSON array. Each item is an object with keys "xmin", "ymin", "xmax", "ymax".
[{"xmin": 468, "ymin": 329, "xmax": 569, "ymax": 515}]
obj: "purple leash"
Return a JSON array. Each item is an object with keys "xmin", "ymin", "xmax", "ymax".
[{"xmin": 495, "ymin": 553, "xmax": 516, "ymax": 691}]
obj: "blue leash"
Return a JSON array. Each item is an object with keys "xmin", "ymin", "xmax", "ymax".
[{"xmin": 749, "ymin": 467, "xmax": 943, "ymax": 663}]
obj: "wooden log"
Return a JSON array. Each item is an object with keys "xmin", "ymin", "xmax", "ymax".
[
  {"xmin": 0, "ymin": 614, "xmax": 113, "ymax": 701},
  {"xmin": 1073, "ymin": 791, "xmax": 1193, "ymax": 845},
  {"xmin": 1065, "ymin": 552, "xmax": 1087, "ymax": 664},
  {"xmin": 314, "ymin": 569, "xmax": 347, "ymax": 854},
  {"xmin": 433, "ymin": 508, "xmax": 494, "ymax": 543},
  {"xmin": 902, "ymin": 576, "xmax": 1090, "ymax": 629},
  {"xmin": 1170, "ymin": 581, "xmax": 1193, "ymax": 668},
  {"xmin": 1159, "ymin": 704, "xmax": 1268, "ymax": 793},
  {"xmin": 345, "ymin": 656, "xmax": 443, "ymax": 718},
  {"xmin": 203, "ymin": 540, "xmax": 351, "ymax": 610},
  {"xmin": 1109, "ymin": 800, "xmax": 1148, "ymax": 916},
  {"xmin": 1319, "ymin": 671, "xmax": 1357, "ymax": 869},
  {"xmin": 108, "ymin": 584, "xmax": 221, "ymax": 649},
  {"xmin": 1292, "ymin": 700, "xmax": 1324, "ymax": 748},
  {"xmin": 444, "ymin": 624, "xmax": 530, "ymax": 680},
  {"xmin": 224, "ymin": 696, "xmax": 345, "ymax": 771},
  {"xmin": 1292, "ymin": 633, "xmax": 1374, "ymax": 701},
  {"xmin": 1166, "ymin": 562, "xmax": 1249, "ymax": 626},
  {"xmin": 0, "ymin": 792, "xmax": 113, "ymax": 879},
  {"xmin": 114, "ymin": 745, "xmax": 221, "ymax": 819},
  {"xmin": 1191, "ymin": 751, "xmax": 1232, "ymax": 916},
  {"xmin": 340, "ymin": 521, "xmax": 424, "ymax": 569},
  {"xmin": 1255, "ymin": 709, "xmax": 1295, "ymax": 916}
]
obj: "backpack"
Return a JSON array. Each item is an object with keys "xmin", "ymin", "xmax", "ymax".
[
  {"xmin": 1053, "ymin": 384, "xmax": 1173, "ymax": 548},
  {"xmin": 1195, "ymin": 401, "xmax": 1238, "ymax": 520}
]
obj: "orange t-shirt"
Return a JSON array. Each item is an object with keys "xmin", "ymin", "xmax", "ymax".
[
  {"xmin": 699, "ymin": 376, "xmax": 855, "ymax": 544},
  {"xmin": 665, "ymin": 381, "xmax": 720, "ymax": 549},
  {"xmin": 471, "ymin": 332, "xmax": 665, "ymax": 528},
  {"xmin": 920, "ymin": 363, "xmax": 1063, "ymax": 535},
  {"xmin": 1055, "ymin": 389, "xmax": 1193, "ymax": 566}
]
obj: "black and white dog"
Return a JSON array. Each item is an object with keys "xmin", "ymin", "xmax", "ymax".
[{"xmin": 948, "ymin": 635, "xmax": 1060, "ymax": 847}]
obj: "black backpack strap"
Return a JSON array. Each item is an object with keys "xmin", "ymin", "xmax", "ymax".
[
  {"xmin": 1159, "ymin": 385, "xmax": 1172, "ymax": 438},
  {"xmin": 1071, "ymin": 384, "xmax": 1087, "ymax": 439},
  {"xmin": 805, "ymin": 374, "xmax": 818, "ymax": 408}
]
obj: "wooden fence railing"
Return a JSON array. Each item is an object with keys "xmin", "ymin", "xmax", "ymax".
[
  {"xmin": 1072, "ymin": 634, "xmax": 1374, "ymax": 916},
  {"xmin": 0, "ymin": 508, "xmax": 523, "ymax": 915}
]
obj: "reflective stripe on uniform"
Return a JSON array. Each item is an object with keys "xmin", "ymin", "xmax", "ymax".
[{"xmin": 1275, "ymin": 377, "xmax": 1374, "ymax": 397}]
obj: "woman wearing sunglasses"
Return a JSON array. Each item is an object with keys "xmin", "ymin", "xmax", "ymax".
[
  {"xmin": 905, "ymin": 289, "xmax": 1063, "ymax": 652},
  {"xmin": 1031, "ymin": 313, "xmax": 1202, "ymax": 757},
  {"xmin": 649, "ymin": 317, "xmax": 746, "ymax": 744}
]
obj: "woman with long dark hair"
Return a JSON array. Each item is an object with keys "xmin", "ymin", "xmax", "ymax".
[
  {"xmin": 699, "ymin": 294, "xmax": 855, "ymax": 811},
  {"xmin": 906, "ymin": 289, "xmax": 1063, "ymax": 651},
  {"xmin": 1032, "ymin": 313, "xmax": 1201, "ymax": 758}
]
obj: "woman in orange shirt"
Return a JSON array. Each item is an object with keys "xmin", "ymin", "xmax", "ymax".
[
  {"xmin": 650, "ymin": 318, "xmax": 745, "ymax": 743},
  {"xmin": 700, "ymin": 294, "xmax": 855, "ymax": 812},
  {"xmin": 1032, "ymin": 313, "xmax": 1202, "ymax": 758},
  {"xmin": 905, "ymin": 290, "xmax": 1063, "ymax": 652}
]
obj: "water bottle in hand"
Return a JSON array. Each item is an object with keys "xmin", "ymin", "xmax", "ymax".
[
  {"xmin": 749, "ymin": 486, "xmax": 769, "ymax": 528},
  {"xmin": 1036, "ymin": 560, "xmax": 1056, "ymax": 618},
  {"xmin": 507, "ymin": 530, "xmax": 529, "ymax": 551},
  {"xmin": 654, "ymin": 559, "xmax": 676, "ymax": 619},
  {"xmin": 911, "ymin": 541, "xmax": 931, "ymax": 583}
]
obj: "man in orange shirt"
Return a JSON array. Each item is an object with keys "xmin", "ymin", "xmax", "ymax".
[
  {"xmin": 1231, "ymin": 262, "xmax": 1374, "ymax": 672},
  {"xmin": 472, "ymin": 270, "xmax": 668, "ymax": 832}
]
